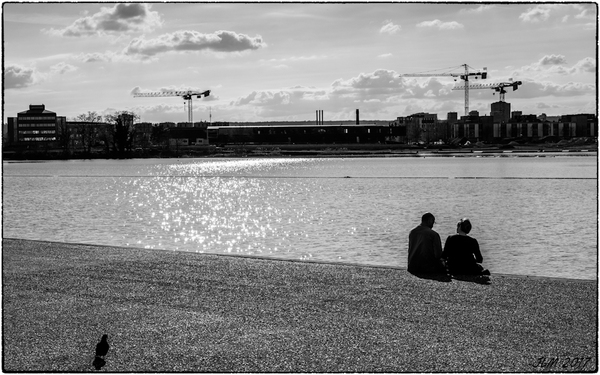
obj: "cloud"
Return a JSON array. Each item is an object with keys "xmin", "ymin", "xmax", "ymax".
[
  {"xmin": 227, "ymin": 69, "xmax": 461, "ymax": 119},
  {"xmin": 460, "ymin": 5, "xmax": 496, "ymax": 14},
  {"xmin": 78, "ymin": 51, "xmax": 118, "ymax": 63},
  {"xmin": 77, "ymin": 50, "xmax": 155, "ymax": 64},
  {"xmin": 231, "ymin": 89, "xmax": 314, "ymax": 107},
  {"xmin": 46, "ymin": 3, "xmax": 162, "ymax": 37},
  {"xmin": 539, "ymin": 54, "xmax": 568, "ymax": 66},
  {"xmin": 416, "ymin": 19, "xmax": 464, "ymax": 30},
  {"xmin": 331, "ymin": 69, "xmax": 404, "ymax": 95},
  {"xmin": 229, "ymin": 89, "xmax": 325, "ymax": 118},
  {"xmin": 516, "ymin": 80, "xmax": 595, "ymax": 98},
  {"xmin": 571, "ymin": 57, "xmax": 596, "ymax": 73},
  {"xmin": 132, "ymin": 103, "xmax": 184, "ymax": 115},
  {"xmin": 50, "ymin": 62, "xmax": 78, "ymax": 75},
  {"xmin": 536, "ymin": 102, "xmax": 553, "ymax": 109},
  {"xmin": 574, "ymin": 4, "xmax": 596, "ymax": 20},
  {"xmin": 519, "ymin": 4, "xmax": 594, "ymax": 23},
  {"xmin": 259, "ymin": 55, "xmax": 327, "ymax": 66},
  {"xmin": 380, "ymin": 21, "xmax": 401, "ymax": 35},
  {"xmin": 519, "ymin": 5, "xmax": 553, "ymax": 22},
  {"xmin": 330, "ymin": 70, "xmax": 453, "ymax": 101},
  {"xmin": 378, "ymin": 53, "xmax": 393, "ymax": 58},
  {"xmin": 124, "ymin": 30, "xmax": 266, "ymax": 58},
  {"xmin": 512, "ymin": 55, "xmax": 596, "ymax": 77},
  {"xmin": 4, "ymin": 64, "xmax": 45, "ymax": 89}
]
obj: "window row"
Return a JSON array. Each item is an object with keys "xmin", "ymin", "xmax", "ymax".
[
  {"xmin": 19, "ymin": 116, "xmax": 57, "ymax": 121},
  {"xmin": 20, "ymin": 137, "xmax": 57, "ymax": 142},
  {"xmin": 19, "ymin": 130, "xmax": 56, "ymax": 135},
  {"xmin": 17, "ymin": 123, "xmax": 57, "ymax": 128}
]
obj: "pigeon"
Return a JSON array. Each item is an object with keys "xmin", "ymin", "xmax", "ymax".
[
  {"xmin": 96, "ymin": 334, "xmax": 109, "ymax": 357},
  {"xmin": 93, "ymin": 334, "xmax": 109, "ymax": 370}
]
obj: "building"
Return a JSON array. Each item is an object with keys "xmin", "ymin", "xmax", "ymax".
[
  {"xmin": 134, "ymin": 122, "xmax": 153, "ymax": 148},
  {"xmin": 491, "ymin": 101, "xmax": 511, "ymax": 123},
  {"xmin": 208, "ymin": 123, "xmax": 391, "ymax": 145},
  {"xmin": 447, "ymin": 112, "xmax": 458, "ymax": 125},
  {"xmin": 560, "ymin": 114, "xmax": 596, "ymax": 138},
  {"xmin": 169, "ymin": 127, "xmax": 208, "ymax": 146},
  {"xmin": 6, "ymin": 104, "xmax": 65, "ymax": 147},
  {"xmin": 394, "ymin": 113, "xmax": 450, "ymax": 144},
  {"xmin": 66, "ymin": 121, "xmax": 111, "ymax": 152},
  {"xmin": 452, "ymin": 113, "xmax": 494, "ymax": 142}
]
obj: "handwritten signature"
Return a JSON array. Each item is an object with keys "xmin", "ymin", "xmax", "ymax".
[{"xmin": 531, "ymin": 356, "xmax": 594, "ymax": 371}]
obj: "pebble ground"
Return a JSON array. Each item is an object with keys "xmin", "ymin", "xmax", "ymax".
[{"xmin": 2, "ymin": 238, "xmax": 597, "ymax": 372}]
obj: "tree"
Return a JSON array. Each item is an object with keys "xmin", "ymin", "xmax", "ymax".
[
  {"xmin": 105, "ymin": 111, "xmax": 139, "ymax": 156},
  {"xmin": 57, "ymin": 118, "xmax": 72, "ymax": 157},
  {"xmin": 151, "ymin": 123, "xmax": 170, "ymax": 149},
  {"xmin": 74, "ymin": 111, "xmax": 103, "ymax": 155}
]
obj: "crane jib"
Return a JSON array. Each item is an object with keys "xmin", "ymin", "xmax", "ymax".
[
  {"xmin": 133, "ymin": 89, "xmax": 211, "ymax": 123},
  {"xmin": 133, "ymin": 90, "xmax": 210, "ymax": 97}
]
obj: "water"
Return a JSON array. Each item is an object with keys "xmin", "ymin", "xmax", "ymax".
[{"xmin": 3, "ymin": 155, "xmax": 597, "ymax": 280}]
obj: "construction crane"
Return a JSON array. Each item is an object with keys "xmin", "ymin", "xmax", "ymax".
[
  {"xmin": 399, "ymin": 64, "xmax": 487, "ymax": 116},
  {"xmin": 453, "ymin": 80, "xmax": 522, "ymax": 102},
  {"xmin": 133, "ymin": 89, "xmax": 211, "ymax": 124}
]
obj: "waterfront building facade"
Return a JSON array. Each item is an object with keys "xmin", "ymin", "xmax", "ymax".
[
  {"xmin": 208, "ymin": 123, "xmax": 393, "ymax": 145},
  {"xmin": 452, "ymin": 113, "xmax": 494, "ymax": 142},
  {"xmin": 6, "ymin": 104, "xmax": 65, "ymax": 147},
  {"xmin": 4, "ymin": 104, "xmax": 597, "ymax": 152},
  {"xmin": 66, "ymin": 121, "xmax": 111, "ymax": 152},
  {"xmin": 169, "ymin": 127, "xmax": 208, "ymax": 146},
  {"xmin": 391, "ymin": 113, "xmax": 449, "ymax": 144},
  {"xmin": 449, "ymin": 111, "xmax": 596, "ymax": 143}
]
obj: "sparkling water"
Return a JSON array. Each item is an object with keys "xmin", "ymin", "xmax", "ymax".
[{"xmin": 3, "ymin": 155, "xmax": 597, "ymax": 279}]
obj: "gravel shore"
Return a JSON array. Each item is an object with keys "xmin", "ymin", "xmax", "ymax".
[{"xmin": 3, "ymin": 238, "xmax": 597, "ymax": 372}]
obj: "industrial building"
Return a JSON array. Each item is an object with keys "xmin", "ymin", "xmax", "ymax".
[{"xmin": 207, "ymin": 123, "xmax": 398, "ymax": 145}]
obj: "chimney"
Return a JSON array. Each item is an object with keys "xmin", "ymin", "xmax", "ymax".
[
  {"xmin": 356, "ymin": 109, "xmax": 360, "ymax": 125},
  {"xmin": 316, "ymin": 110, "xmax": 323, "ymax": 125}
]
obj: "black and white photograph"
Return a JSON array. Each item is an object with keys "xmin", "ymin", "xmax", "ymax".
[{"xmin": 2, "ymin": 1, "xmax": 597, "ymax": 372}]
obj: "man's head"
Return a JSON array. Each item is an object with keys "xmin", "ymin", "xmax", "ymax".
[{"xmin": 421, "ymin": 212, "xmax": 435, "ymax": 228}]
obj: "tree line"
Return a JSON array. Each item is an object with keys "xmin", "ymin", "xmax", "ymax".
[{"xmin": 57, "ymin": 110, "xmax": 170, "ymax": 157}]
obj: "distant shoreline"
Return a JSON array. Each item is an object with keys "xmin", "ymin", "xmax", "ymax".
[{"xmin": 2, "ymin": 143, "xmax": 597, "ymax": 161}]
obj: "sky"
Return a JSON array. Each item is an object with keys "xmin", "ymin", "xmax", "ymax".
[{"xmin": 3, "ymin": 2, "xmax": 597, "ymax": 124}]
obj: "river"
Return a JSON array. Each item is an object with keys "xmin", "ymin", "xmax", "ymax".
[{"xmin": 3, "ymin": 155, "xmax": 597, "ymax": 279}]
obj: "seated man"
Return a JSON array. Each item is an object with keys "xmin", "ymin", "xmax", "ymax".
[
  {"xmin": 442, "ymin": 218, "xmax": 490, "ymax": 280},
  {"xmin": 408, "ymin": 212, "xmax": 448, "ymax": 276}
]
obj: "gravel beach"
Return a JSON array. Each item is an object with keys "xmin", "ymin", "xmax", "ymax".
[{"xmin": 2, "ymin": 238, "xmax": 597, "ymax": 372}]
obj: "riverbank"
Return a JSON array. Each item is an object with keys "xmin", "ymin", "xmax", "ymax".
[
  {"xmin": 2, "ymin": 238, "xmax": 597, "ymax": 372},
  {"xmin": 2, "ymin": 142, "xmax": 597, "ymax": 160}
]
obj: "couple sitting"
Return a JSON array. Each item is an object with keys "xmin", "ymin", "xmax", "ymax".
[{"xmin": 408, "ymin": 212, "xmax": 490, "ymax": 283}]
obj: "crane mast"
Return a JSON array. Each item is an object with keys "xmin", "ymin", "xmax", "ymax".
[
  {"xmin": 399, "ymin": 64, "xmax": 487, "ymax": 116},
  {"xmin": 133, "ymin": 90, "xmax": 211, "ymax": 124}
]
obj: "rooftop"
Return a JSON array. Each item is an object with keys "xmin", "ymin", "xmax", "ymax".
[{"xmin": 18, "ymin": 104, "xmax": 55, "ymax": 116}]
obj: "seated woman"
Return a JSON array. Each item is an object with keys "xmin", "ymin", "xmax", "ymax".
[{"xmin": 442, "ymin": 218, "xmax": 490, "ymax": 279}]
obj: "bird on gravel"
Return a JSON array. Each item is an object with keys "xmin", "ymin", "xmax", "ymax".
[{"xmin": 93, "ymin": 334, "xmax": 109, "ymax": 370}]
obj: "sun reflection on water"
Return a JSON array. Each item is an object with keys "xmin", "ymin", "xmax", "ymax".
[
  {"xmin": 119, "ymin": 158, "xmax": 322, "ymax": 257},
  {"xmin": 162, "ymin": 158, "xmax": 313, "ymax": 176}
]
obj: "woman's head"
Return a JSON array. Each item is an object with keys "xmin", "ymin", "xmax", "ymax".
[{"xmin": 457, "ymin": 218, "xmax": 472, "ymax": 234}]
